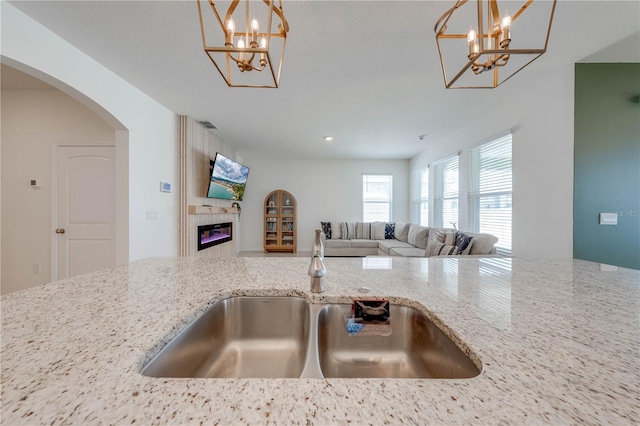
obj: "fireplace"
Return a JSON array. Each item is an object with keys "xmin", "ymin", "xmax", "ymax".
[{"xmin": 197, "ymin": 222, "xmax": 232, "ymax": 251}]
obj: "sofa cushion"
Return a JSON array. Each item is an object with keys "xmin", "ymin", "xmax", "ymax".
[
  {"xmin": 356, "ymin": 222, "xmax": 373, "ymax": 239},
  {"xmin": 467, "ymin": 232, "xmax": 498, "ymax": 254},
  {"xmin": 372, "ymin": 222, "xmax": 386, "ymax": 240},
  {"xmin": 384, "ymin": 222, "xmax": 395, "ymax": 239},
  {"xmin": 324, "ymin": 239, "xmax": 352, "ymax": 249},
  {"xmin": 351, "ymin": 239, "xmax": 380, "ymax": 249},
  {"xmin": 407, "ymin": 224, "xmax": 429, "ymax": 249},
  {"xmin": 394, "ymin": 222, "xmax": 410, "ymax": 242},
  {"xmin": 389, "ymin": 247, "xmax": 426, "ymax": 257},
  {"xmin": 425, "ymin": 242, "xmax": 459, "ymax": 257},
  {"xmin": 321, "ymin": 222, "xmax": 332, "ymax": 239},
  {"xmin": 378, "ymin": 239, "xmax": 414, "ymax": 254},
  {"xmin": 330, "ymin": 221, "xmax": 342, "ymax": 239}
]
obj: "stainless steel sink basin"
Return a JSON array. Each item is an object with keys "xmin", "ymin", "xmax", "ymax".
[
  {"xmin": 316, "ymin": 304, "xmax": 481, "ymax": 379},
  {"xmin": 141, "ymin": 297, "xmax": 480, "ymax": 379},
  {"xmin": 141, "ymin": 296, "xmax": 310, "ymax": 378}
]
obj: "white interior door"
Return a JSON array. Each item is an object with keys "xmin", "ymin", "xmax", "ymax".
[{"xmin": 56, "ymin": 146, "xmax": 116, "ymax": 280}]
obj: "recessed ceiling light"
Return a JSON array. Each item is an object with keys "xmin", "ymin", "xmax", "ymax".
[{"xmin": 324, "ymin": 136, "xmax": 334, "ymax": 141}]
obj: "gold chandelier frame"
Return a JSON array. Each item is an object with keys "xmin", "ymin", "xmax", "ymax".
[
  {"xmin": 435, "ymin": 0, "xmax": 557, "ymax": 89},
  {"xmin": 197, "ymin": 0, "xmax": 289, "ymax": 88}
]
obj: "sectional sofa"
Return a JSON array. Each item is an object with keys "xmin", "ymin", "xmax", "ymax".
[{"xmin": 320, "ymin": 221, "xmax": 499, "ymax": 257}]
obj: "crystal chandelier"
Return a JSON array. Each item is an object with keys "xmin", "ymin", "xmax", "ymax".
[
  {"xmin": 435, "ymin": 0, "xmax": 557, "ymax": 89},
  {"xmin": 197, "ymin": 0, "xmax": 289, "ymax": 88}
]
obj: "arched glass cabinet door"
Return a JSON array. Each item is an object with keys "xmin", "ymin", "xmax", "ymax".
[{"xmin": 264, "ymin": 189, "xmax": 296, "ymax": 253}]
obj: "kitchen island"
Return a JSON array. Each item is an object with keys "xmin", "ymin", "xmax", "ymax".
[{"xmin": 1, "ymin": 257, "xmax": 638, "ymax": 425}]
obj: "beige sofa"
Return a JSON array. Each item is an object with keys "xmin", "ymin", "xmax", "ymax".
[{"xmin": 321, "ymin": 221, "xmax": 498, "ymax": 257}]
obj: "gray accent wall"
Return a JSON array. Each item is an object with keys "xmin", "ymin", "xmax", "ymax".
[{"xmin": 574, "ymin": 63, "xmax": 640, "ymax": 270}]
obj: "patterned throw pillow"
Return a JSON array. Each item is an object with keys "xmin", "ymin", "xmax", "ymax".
[
  {"xmin": 454, "ymin": 231, "xmax": 473, "ymax": 254},
  {"xmin": 427, "ymin": 229, "xmax": 447, "ymax": 245},
  {"xmin": 341, "ymin": 222, "xmax": 357, "ymax": 240},
  {"xmin": 356, "ymin": 222, "xmax": 372, "ymax": 239},
  {"xmin": 321, "ymin": 222, "xmax": 331, "ymax": 239},
  {"xmin": 384, "ymin": 223, "xmax": 396, "ymax": 239},
  {"xmin": 425, "ymin": 242, "xmax": 460, "ymax": 257}
]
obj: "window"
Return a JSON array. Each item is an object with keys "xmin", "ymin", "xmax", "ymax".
[
  {"xmin": 418, "ymin": 168, "xmax": 429, "ymax": 225},
  {"xmin": 362, "ymin": 175, "xmax": 392, "ymax": 222},
  {"xmin": 433, "ymin": 155, "xmax": 459, "ymax": 228},
  {"xmin": 468, "ymin": 135, "xmax": 512, "ymax": 253}
]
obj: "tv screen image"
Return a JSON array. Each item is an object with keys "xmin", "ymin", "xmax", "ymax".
[{"xmin": 207, "ymin": 153, "xmax": 250, "ymax": 201}]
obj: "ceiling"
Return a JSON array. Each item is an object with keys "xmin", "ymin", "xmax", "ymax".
[{"xmin": 4, "ymin": 1, "xmax": 640, "ymax": 160}]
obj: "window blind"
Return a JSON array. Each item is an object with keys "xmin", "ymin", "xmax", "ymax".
[
  {"xmin": 468, "ymin": 135, "xmax": 512, "ymax": 253},
  {"xmin": 434, "ymin": 155, "xmax": 459, "ymax": 228},
  {"xmin": 419, "ymin": 168, "xmax": 429, "ymax": 226},
  {"xmin": 362, "ymin": 175, "xmax": 392, "ymax": 222}
]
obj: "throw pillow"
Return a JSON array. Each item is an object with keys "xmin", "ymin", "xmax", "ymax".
[
  {"xmin": 394, "ymin": 222, "xmax": 410, "ymax": 242},
  {"xmin": 444, "ymin": 230, "xmax": 456, "ymax": 246},
  {"xmin": 384, "ymin": 222, "xmax": 396, "ymax": 239},
  {"xmin": 330, "ymin": 221, "xmax": 342, "ymax": 239},
  {"xmin": 356, "ymin": 222, "xmax": 372, "ymax": 239},
  {"xmin": 321, "ymin": 222, "xmax": 332, "ymax": 240},
  {"xmin": 407, "ymin": 224, "xmax": 429, "ymax": 249},
  {"xmin": 466, "ymin": 233, "xmax": 498, "ymax": 254},
  {"xmin": 425, "ymin": 242, "xmax": 460, "ymax": 257},
  {"xmin": 341, "ymin": 222, "xmax": 357, "ymax": 240},
  {"xmin": 454, "ymin": 231, "xmax": 473, "ymax": 254},
  {"xmin": 427, "ymin": 229, "xmax": 447, "ymax": 245},
  {"xmin": 372, "ymin": 222, "xmax": 386, "ymax": 240}
]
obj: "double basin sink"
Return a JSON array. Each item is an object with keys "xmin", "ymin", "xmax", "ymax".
[{"xmin": 141, "ymin": 296, "xmax": 481, "ymax": 379}]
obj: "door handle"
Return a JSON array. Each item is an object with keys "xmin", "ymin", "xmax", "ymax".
[{"xmin": 55, "ymin": 228, "xmax": 66, "ymax": 234}]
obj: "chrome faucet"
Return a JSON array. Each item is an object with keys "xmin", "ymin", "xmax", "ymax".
[
  {"xmin": 308, "ymin": 252, "xmax": 326, "ymax": 293},
  {"xmin": 308, "ymin": 229, "xmax": 326, "ymax": 293}
]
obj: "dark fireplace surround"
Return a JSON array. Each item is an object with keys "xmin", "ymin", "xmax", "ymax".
[{"xmin": 197, "ymin": 222, "xmax": 232, "ymax": 251}]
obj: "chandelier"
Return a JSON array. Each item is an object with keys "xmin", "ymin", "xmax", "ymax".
[
  {"xmin": 434, "ymin": 0, "xmax": 557, "ymax": 89},
  {"xmin": 197, "ymin": 0, "xmax": 289, "ymax": 88}
]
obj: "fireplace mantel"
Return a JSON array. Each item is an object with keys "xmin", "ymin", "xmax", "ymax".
[{"xmin": 188, "ymin": 205, "xmax": 239, "ymax": 215}]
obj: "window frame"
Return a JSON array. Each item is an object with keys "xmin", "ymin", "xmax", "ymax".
[
  {"xmin": 362, "ymin": 174, "xmax": 393, "ymax": 222},
  {"xmin": 417, "ymin": 167, "xmax": 429, "ymax": 226},
  {"xmin": 467, "ymin": 134, "xmax": 512, "ymax": 254},
  {"xmin": 433, "ymin": 155, "xmax": 459, "ymax": 229}
]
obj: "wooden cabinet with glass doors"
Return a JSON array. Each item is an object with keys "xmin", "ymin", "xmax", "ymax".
[{"xmin": 264, "ymin": 190, "xmax": 297, "ymax": 253}]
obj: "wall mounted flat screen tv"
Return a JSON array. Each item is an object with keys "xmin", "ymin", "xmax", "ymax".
[{"xmin": 207, "ymin": 153, "xmax": 250, "ymax": 201}]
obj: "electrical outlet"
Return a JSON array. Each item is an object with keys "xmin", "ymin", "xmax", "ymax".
[
  {"xmin": 33, "ymin": 264, "xmax": 41, "ymax": 274},
  {"xmin": 599, "ymin": 212, "xmax": 618, "ymax": 225},
  {"xmin": 147, "ymin": 211, "xmax": 157, "ymax": 220}
]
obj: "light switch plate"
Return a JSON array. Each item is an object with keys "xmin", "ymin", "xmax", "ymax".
[{"xmin": 599, "ymin": 212, "xmax": 618, "ymax": 225}]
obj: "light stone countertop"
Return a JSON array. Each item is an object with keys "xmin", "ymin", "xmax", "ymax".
[{"xmin": 1, "ymin": 256, "xmax": 639, "ymax": 425}]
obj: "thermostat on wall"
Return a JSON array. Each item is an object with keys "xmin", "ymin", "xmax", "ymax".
[{"xmin": 160, "ymin": 181, "xmax": 171, "ymax": 193}]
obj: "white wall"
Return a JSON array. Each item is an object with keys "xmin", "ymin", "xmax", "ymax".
[
  {"xmin": 1, "ymin": 4, "xmax": 178, "ymax": 269},
  {"xmin": 1, "ymin": 89, "xmax": 116, "ymax": 294},
  {"xmin": 236, "ymin": 156, "xmax": 410, "ymax": 252},
  {"xmin": 411, "ymin": 65, "xmax": 575, "ymax": 259}
]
